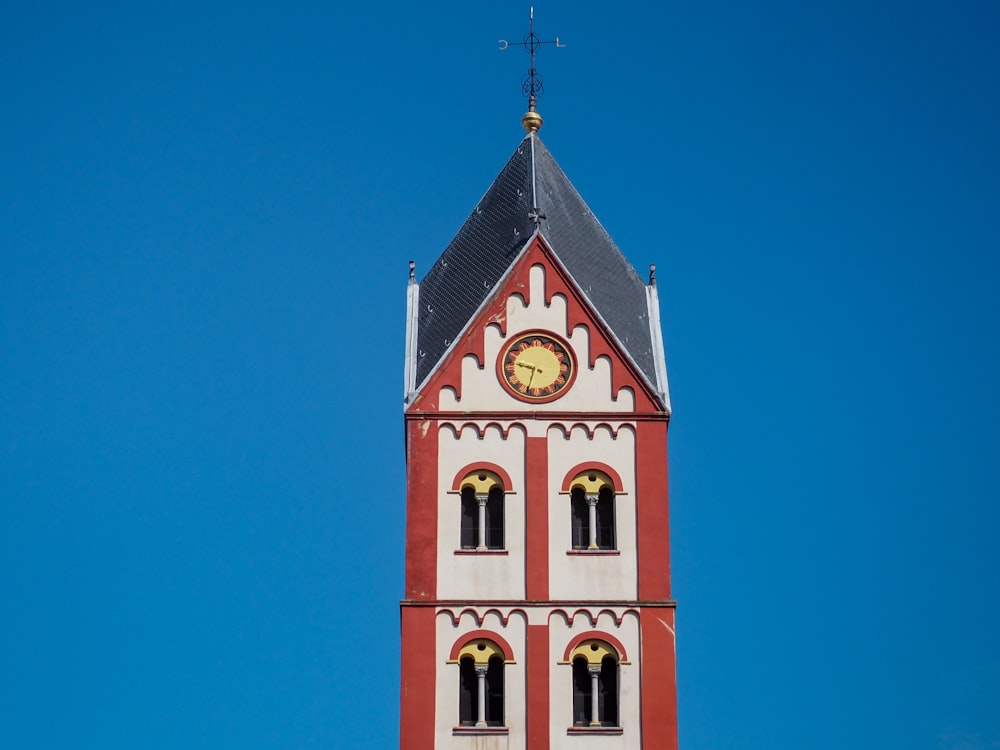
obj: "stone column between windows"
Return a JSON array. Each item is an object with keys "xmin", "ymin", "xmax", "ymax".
[
  {"xmin": 586, "ymin": 493, "xmax": 599, "ymax": 550},
  {"xmin": 588, "ymin": 665, "xmax": 601, "ymax": 726},
  {"xmin": 476, "ymin": 493, "xmax": 488, "ymax": 550},
  {"xmin": 475, "ymin": 665, "xmax": 488, "ymax": 726}
]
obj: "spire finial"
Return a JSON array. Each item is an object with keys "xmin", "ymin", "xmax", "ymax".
[{"xmin": 499, "ymin": 7, "xmax": 565, "ymax": 133}]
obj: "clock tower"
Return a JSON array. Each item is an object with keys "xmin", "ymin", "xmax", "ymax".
[{"xmin": 399, "ymin": 80, "xmax": 678, "ymax": 750}]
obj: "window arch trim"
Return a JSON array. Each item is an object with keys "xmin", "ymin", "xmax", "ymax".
[
  {"xmin": 451, "ymin": 463, "xmax": 515, "ymax": 493},
  {"xmin": 448, "ymin": 630, "xmax": 516, "ymax": 664},
  {"xmin": 561, "ymin": 631, "xmax": 629, "ymax": 664},
  {"xmin": 560, "ymin": 462, "xmax": 625, "ymax": 493}
]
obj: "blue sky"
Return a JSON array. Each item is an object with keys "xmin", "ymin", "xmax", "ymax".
[{"xmin": 2, "ymin": 1, "xmax": 998, "ymax": 748}]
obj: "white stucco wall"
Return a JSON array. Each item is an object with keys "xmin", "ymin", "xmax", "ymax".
[
  {"xmin": 547, "ymin": 424, "xmax": 638, "ymax": 601},
  {"xmin": 432, "ymin": 607, "xmax": 642, "ymax": 750},
  {"xmin": 435, "ymin": 608, "xmax": 528, "ymax": 750},
  {"xmin": 437, "ymin": 423, "xmax": 526, "ymax": 601},
  {"xmin": 548, "ymin": 609, "xmax": 641, "ymax": 750}
]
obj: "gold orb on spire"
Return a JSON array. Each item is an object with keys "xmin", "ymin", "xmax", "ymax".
[
  {"xmin": 521, "ymin": 109, "xmax": 543, "ymax": 133},
  {"xmin": 500, "ymin": 8, "xmax": 562, "ymax": 135}
]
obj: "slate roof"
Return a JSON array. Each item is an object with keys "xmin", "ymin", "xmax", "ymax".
[{"xmin": 415, "ymin": 133, "xmax": 658, "ymax": 392}]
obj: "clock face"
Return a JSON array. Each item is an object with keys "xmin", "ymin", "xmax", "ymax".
[{"xmin": 498, "ymin": 332, "xmax": 576, "ymax": 402}]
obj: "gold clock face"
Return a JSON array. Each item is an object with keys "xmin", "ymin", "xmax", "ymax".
[{"xmin": 499, "ymin": 332, "xmax": 575, "ymax": 402}]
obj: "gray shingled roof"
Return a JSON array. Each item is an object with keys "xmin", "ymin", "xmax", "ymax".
[{"xmin": 415, "ymin": 133, "xmax": 656, "ymax": 389}]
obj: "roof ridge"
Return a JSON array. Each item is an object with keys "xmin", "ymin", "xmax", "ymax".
[{"xmin": 529, "ymin": 132, "xmax": 538, "ymax": 223}]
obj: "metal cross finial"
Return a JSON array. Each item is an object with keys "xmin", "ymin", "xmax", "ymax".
[{"xmin": 499, "ymin": 7, "xmax": 565, "ymax": 114}]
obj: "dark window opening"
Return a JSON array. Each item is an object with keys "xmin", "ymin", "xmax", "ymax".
[
  {"xmin": 572, "ymin": 656, "xmax": 591, "ymax": 725},
  {"xmin": 485, "ymin": 655, "xmax": 504, "ymax": 726},
  {"xmin": 458, "ymin": 653, "xmax": 504, "ymax": 727},
  {"xmin": 461, "ymin": 482, "xmax": 504, "ymax": 550},
  {"xmin": 460, "ymin": 487, "xmax": 477, "ymax": 549},
  {"xmin": 571, "ymin": 484, "xmax": 616, "ymax": 550},
  {"xmin": 571, "ymin": 652, "xmax": 619, "ymax": 727},
  {"xmin": 596, "ymin": 486, "xmax": 616, "ymax": 550},
  {"xmin": 484, "ymin": 486, "xmax": 504, "ymax": 549},
  {"xmin": 459, "ymin": 656, "xmax": 476, "ymax": 725},
  {"xmin": 571, "ymin": 488, "xmax": 588, "ymax": 549},
  {"xmin": 599, "ymin": 655, "xmax": 619, "ymax": 726}
]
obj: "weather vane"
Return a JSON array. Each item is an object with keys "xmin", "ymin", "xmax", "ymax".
[{"xmin": 499, "ymin": 7, "xmax": 565, "ymax": 133}]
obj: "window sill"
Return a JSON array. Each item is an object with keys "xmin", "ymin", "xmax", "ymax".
[
  {"xmin": 454, "ymin": 549, "xmax": 509, "ymax": 556},
  {"xmin": 567, "ymin": 726, "xmax": 623, "ymax": 735},
  {"xmin": 453, "ymin": 726, "xmax": 509, "ymax": 736},
  {"xmin": 566, "ymin": 549, "xmax": 620, "ymax": 556}
]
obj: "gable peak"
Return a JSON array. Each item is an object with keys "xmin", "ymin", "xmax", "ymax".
[{"xmin": 408, "ymin": 134, "xmax": 668, "ymax": 404}]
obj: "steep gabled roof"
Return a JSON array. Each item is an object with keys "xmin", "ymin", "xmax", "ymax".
[{"xmin": 413, "ymin": 133, "xmax": 663, "ymax": 399}]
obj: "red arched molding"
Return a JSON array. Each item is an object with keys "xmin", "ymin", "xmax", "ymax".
[
  {"xmin": 562, "ymin": 631, "xmax": 629, "ymax": 663},
  {"xmin": 560, "ymin": 462, "xmax": 625, "ymax": 493},
  {"xmin": 451, "ymin": 462, "xmax": 515, "ymax": 492},
  {"xmin": 449, "ymin": 630, "xmax": 516, "ymax": 662}
]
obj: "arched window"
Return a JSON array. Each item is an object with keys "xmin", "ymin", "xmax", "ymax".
[
  {"xmin": 456, "ymin": 639, "xmax": 505, "ymax": 727},
  {"xmin": 595, "ymin": 486, "xmax": 615, "ymax": 549},
  {"xmin": 570, "ymin": 640, "xmax": 619, "ymax": 727},
  {"xmin": 569, "ymin": 471, "xmax": 616, "ymax": 550},
  {"xmin": 459, "ymin": 471, "xmax": 504, "ymax": 550}
]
